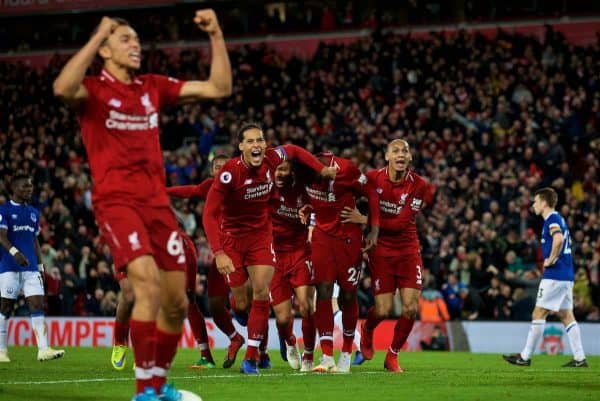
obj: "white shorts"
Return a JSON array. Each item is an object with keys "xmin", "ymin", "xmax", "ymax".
[
  {"xmin": 0, "ymin": 271, "xmax": 45, "ymax": 300},
  {"xmin": 535, "ymin": 278, "xmax": 573, "ymax": 312}
]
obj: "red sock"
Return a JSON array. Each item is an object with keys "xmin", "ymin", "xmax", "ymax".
[
  {"xmin": 277, "ymin": 320, "xmax": 295, "ymax": 345},
  {"xmin": 188, "ymin": 304, "xmax": 208, "ymax": 345},
  {"xmin": 365, "ymin": 307, "xmax": 383, "ymax": 331},
  {"xmin": 260, "ymin": 325, "xmax": 269, "ymax": 354},
  {"xmin": 244, "ymin": 299, "xmax": 270, "ymax": 361},
  {"xmin": 341, "ymin": 300, "xmax": 358, "ymax": 353},
  {"xmin": 188, "ymin": 303, "xmax": 213, "ymax": 360},
  {"xmin": 390, "ymin": 316, "xmax": 415, "ymax": 353},
  {"xmin": 315, "ymin": 299, "xmax": 334, "ymax": 356},
  {"xmin": 212, "ymin": 304, "xmax": 236, "ymax": 337},
  {"xmin": 301, "ymin": 315, "xmax": 316, "ymax": 352},
  {"xmin": 113, "ymin": 320, "xmax": 130, "ymax": 346},
  {"xmin": 130, "ymin": 320, "xmax": 156, "ymax": 394},
  {"xmin": 152, "ymin": 328, "xmax": 182, "ymax": 392}
]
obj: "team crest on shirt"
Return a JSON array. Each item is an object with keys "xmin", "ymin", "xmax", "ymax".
[
  {"xmin": 140, "ymin": 93, "xmax": 156, "ymax": 114},
  {"xmin": 297, "ymin": 196, "xmax": 303, "ymax": 207},
  {"xmin": 410, "ymin": 198, "xmax": 422, "ymax": 211},
  {"xmin": 400, "ymin": 193, "xmax": 408, "ymax": 205},
  {"xmin": 30, "ymin": 213, "xmax": 36, "ymax": 223},
  {"xmin": 376, "ymin": 187, "xmax": 383, "ymax": 194},
  {"xmin": 266, "ymin": 170, "xmax": 272, "ymax": 183}
]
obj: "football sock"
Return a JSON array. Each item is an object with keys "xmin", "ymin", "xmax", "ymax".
[
  {"xmin": 187, "ymin": 303, "xmax": 209, "ymax": 350},
  {"xmin": 152, "ymin": 328, "xmax": 182, "ymax": 391},
  {"xmin": 277, "ymin": 320, "xmax": 295, "ymax": 345},
  {"xmin": 244, "ymin": 299, "xmax": 270, "ymax": 361},
  {"xmin": 390, "ymin": 316, "xmax": 415, "ymax": 353},
  {"xmin": 565, "ymin": 321, "xmax": 586, "ymax": 361},
  {"xmin": 30, "ymin": 312, "xmax": 48, "ymax": 349},
  {"xmin": 521, "ymin": 319, "xmax": 545, "ymax": 360},
  {"xmin": 130, "ymin": 320, "xmax": 157, "ymax": 394},
  {"xmin": 212, "ymin": 304, "xmax": 237, "ymax": 337},
  {"xmin": 301, "ymin": 315, "xmax": 316, "ymax": 353},
  {"xmin": 316, "ymin": 299, "xmax": 334, "ymax": 356},
  {"xmin": 341, "ymin": 301, "xmax": 358, "ymax": 353},
  {"xmin": 0, "ymin": 313, "xmax": 8, "ymax": 350},
  {"xmin": 113, "ymin": 320, "xmax": 130, "ymax": 346},
  {"xmin": 365, "ymin": 307, "xmax": 383, "ymax": 331}
]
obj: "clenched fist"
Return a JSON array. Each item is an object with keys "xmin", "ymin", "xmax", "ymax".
[
  {"xmin": 194, "ymin": 9, "xmax": 221, "ymax": 36},
  {"xmin": 97, "ymin": 16, "xmax": 119, "ymax": 39}
]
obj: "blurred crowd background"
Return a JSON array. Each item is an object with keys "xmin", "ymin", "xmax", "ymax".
[{"xmin": 0, "ymin": 0, "xmax": 599, "ymax": 324}]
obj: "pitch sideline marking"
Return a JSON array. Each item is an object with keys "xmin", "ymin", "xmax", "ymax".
[{"xmin": 0, "ymin": 371, "xmax": 381, "ymax": 385}]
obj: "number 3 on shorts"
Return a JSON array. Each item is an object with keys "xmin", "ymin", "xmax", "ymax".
[
  {"xmin": 167, "ymin": 231, "xmax": 185, "ymax": 263},
  {"xmin": 537, "ymin": 287, "xmax": 544, "ymax": 299}
]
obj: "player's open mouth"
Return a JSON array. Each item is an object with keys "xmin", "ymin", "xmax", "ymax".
[
  {"xmin": 129, "ymin": 52, "xmax": 141, "ymax": 63},
  {"xmin": 395, "ymin": 160, "xmax": 406, "ymax": 168},
  {"xmin": 250, "ymin": 149, "xmax": 262, "ymax": 163}
]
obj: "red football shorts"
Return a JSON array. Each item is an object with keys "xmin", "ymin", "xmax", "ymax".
[
  {"xmin": 207, "ymin": 260, "xmax": 230, "ymax": 298},
  {"xmin": 182, "ymin": 234, "xmax": 198, "ymax": 292},
  {"xmin": 311, "ymin": 228, "xmax": 362, "ymax": 291},
  {"xmin": 95, "ymin": 203, "xmax": 187, "ymax": 274},
  {"xmin": 270, "ymin": 246, "xmax": 313, "ymax": 306},
  {"xmin": 368, "ymin": 249, "xmax": 424, "ymax": 294},
  {"xmin": 222, "ymin": 231, "xmax": 276, "ymax": 288}
]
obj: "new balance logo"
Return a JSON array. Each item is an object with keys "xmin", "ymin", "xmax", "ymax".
[
  {"xmin": 108, "ymin": 98, "xmax": 122, "ymax": 108},
  {"xmin": 128, "ymin": 231, "xmax": 141, "ymax": 251}
]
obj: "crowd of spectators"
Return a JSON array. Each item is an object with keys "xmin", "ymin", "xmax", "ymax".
[
  {"xmin": 0, "ymin": 23, "xmax": 599, "ymax": 322},
  {"xmin": 1, "ymin": 0, "xmax": 597, "ymax": 53}
]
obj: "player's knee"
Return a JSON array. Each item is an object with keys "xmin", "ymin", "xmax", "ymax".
[
  {"xmin": 252, "ymin": 286, "xmax": 270, "ymax": 300},
  {"xmin": 297, "ymin": 300, "xmax": 312, "ymax": 317},
  {"xmin": 402, "ymin": 303, "xmax": 418, "ymax": 320},
  {"xmin": 234, "ymin": 296, "xmax": 250, "ymax": 312},
  {"xmin": 276, "ymin": 311, "xmax": 292, "ymax": 327},
  {"xmin": 163, "ymin": 295, "xmax": 189, "ymax": 323},
  {"xmin": 375, "ymin": 304, "xmax": 391, "ymax": 319}
]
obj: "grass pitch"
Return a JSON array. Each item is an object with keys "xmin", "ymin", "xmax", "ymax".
[{"xmin": 0, "ymin": 347, "xmax": 598, "ymax": 401}]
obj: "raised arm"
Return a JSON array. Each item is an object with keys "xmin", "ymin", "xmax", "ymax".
[
  {"xmin": 279, "ymin": 145, "xmax": 336, "ymax": 179},
  {"xmin": 53, "ymin": 17, "xmax": 116, "ymax": 104},
  {"xmin": 177, "ymin": 9, "xmax": 232, "ymax": 103}
]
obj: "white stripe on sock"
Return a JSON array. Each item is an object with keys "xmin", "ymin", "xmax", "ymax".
[
  {"xmin": 247, "ymin": 339, "xmax": 261, "ymax": 348},
  {"xmin": 134, "ymin": 368, "xmax": 153, "ymax": 380},
  {"xmin": 151, "ymin": 366, "xmax": 168, "ymax": 377}
]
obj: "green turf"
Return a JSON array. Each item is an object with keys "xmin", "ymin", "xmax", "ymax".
[{"xmin": 0, "ymin": 347, "xmax": 598, "ymax": 401}]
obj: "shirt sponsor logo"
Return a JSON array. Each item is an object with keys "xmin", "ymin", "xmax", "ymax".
[
  {"xmin": 244, "ymin": 183, "xmax": 273, "ymax": 200},
  {"xmin": 105, "ymin": 110, "xmax": 158, "ymax": 131},
  {"xmin": 305, "ymin": 187, "xmax": 336, "ymax": 202},
  {"xmin": 13, "ymin": 225, "xmax": 35, "ymax": 232}
]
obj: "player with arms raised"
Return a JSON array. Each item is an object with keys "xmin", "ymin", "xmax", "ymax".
[
  {"xmin": 53, "ymin": 10, "xmax": 231, "ymax": 401},
  {"xmin": 202, "ymin": 123, "xmax": 335, "ymax": 374},
  {"xmin": 503, "ymin": 187, "xmax": 587, "ymax": 367},
  {"xmin": 349, "ymin": 139, "xmax": 435, "ymax": 372},
  {"xmin": 0, "ymin": 174, "xmax": 65, "ymax": 363}
]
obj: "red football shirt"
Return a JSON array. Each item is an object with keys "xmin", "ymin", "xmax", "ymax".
[
  {"xmin": 367, "ymin": 168, "xmax": 434, "ymax": 256},
  {"xmin": 167, "ymin": 178, "xmax": 213, "ymax": 199},
  {"xmin": 77, "ymin": 69, "xmax": 184, "ymax": 207},
  {"xmin": 271, "ymin": 182, "xmax": 310, "ymax": 253},
  {"xmin": 202, "ymin": 145, "xmax": 324, "ymax": 253},
  {"xmin": 305, "ymin": 154, "xmax": 379, "ymax": 239}
]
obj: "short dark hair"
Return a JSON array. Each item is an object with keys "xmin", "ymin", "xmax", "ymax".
[
  {"xmin": 93, "ymin": 17, "xmax": 132, "ymax": 46},
  {"xmin": 237, "ymin": 122, "xmax": 263, "ymax": 143},
  {"xmin": 212, "ymin": 154, "xmax": 229, "ymax": 166},
  {"xmin": 534, "ymin": 187, "xmax": 558, "ymax": 208},
  {"xmin": 11, "ymin": 173, "xmax": 31, "ymax": 189}
]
